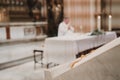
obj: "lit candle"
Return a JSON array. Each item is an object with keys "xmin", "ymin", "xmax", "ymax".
[
  {"xmin": 97, "ymin": 15, "xmax": 101, "ymax": 31},
  {"xmin": 108, "ymin": 15, "xmax": 112, "ymax": 31}
]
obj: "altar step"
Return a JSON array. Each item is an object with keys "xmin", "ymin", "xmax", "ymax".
[
  {"xmin": 0, "ymin": 55, "xmax": 34, "ymax": 70},
  {"xmin": 0, "ymin": 49, "xmax": 44, "ymax": 70},
  {"xmin": 0, "ymin": 38, "xmax": 45, "ymax": 70},
  {"xmin": 0, "ymin": 35, "xmax": 47, "ymax": 45}
]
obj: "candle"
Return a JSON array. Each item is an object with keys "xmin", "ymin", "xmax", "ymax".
[
  {"xmin": 108, "ymin": 15, "xmax": 112, "ymax": 31},
  {"xmin": 97, "ymin": 15, "xmax": 101, "ymax": 31}
]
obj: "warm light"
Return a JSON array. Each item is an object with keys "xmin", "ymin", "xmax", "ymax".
[
  {"xmin": 98, "ymin": 15, "xmax": 101, "ymax": 19},
  {"xmin": 97, "ymin": 15, "xmax": 101, "ymax": 31},
  {"xmin": 109, "ymin": 15, "xmax": 112, "ymax": 18},
  {"xmin": 108, "ymin": 15, "xmax": 112, "ymax": 31}
]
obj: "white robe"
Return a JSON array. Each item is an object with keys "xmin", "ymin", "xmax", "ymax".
[{"xmin": 58, "ymin": 22, "xmax": 74, "ymax": 36}]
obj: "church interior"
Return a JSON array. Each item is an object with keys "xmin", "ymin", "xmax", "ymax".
[{"xmin": 0, "ymin": 0, "xmax": 120, "ymax": 80}]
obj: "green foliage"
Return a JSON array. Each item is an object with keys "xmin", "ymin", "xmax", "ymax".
[{"xmin": 91, "ymin": 29, "xmax": 105, "ymax": 36}]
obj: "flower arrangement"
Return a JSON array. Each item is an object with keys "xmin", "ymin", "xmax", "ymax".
[{"xmin": 90, "ymin": 29, "xmax": 105, "ymax": 36}]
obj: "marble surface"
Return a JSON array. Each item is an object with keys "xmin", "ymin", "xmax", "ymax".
[
  {"xmin": 0, "ymin": 40, "xmax": 70, "ymax": 80},
  {"xmin": 0, "ymin": 61, "xmax": 44, "ymax": 80},
  {"xmin": 44, "ymin": 37, "xmax": 120, "ymax": 80},
  {"xmin": 0, "ymin": 41, "xmax": 44, "ymax": 64},
  {"xmin": 0, "ymin": 35, "xmax": 119, "ymax": 80},
  {"xmin": 0, "ymin": 41, "xmax": 46, "ymax": 80}
]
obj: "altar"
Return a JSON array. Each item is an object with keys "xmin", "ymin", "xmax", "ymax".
[{"xmin": 44, "ymin": 32, "xmax": 117, "ymax": 64}]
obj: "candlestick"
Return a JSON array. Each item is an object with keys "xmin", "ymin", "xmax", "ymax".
[
  {"xmin": 108, "ymin": 15, "xmax": 112, "ymax": 31},
  {"xmin": 97, "ymin": 15, "xmax": 101, "ymax": 31}
]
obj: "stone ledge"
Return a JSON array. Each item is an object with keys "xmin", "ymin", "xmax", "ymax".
[{"xmin": 0, "ymin": 35, "xmax": 47, "ymax": 45}]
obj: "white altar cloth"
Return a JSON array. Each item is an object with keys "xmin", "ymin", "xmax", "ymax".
[{"xmin": 44, "ymin": 32, "xmax": 117, "ymax": 64}]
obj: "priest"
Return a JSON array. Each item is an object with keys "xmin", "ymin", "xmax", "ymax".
[{"xmin": 58, "ymin": 17, "xmax": 74, "ymax": 36}]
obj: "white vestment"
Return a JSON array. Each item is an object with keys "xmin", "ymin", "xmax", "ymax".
[{"xmin": 58, "ymin": 22, "xmax": 74, "ymax": 36}]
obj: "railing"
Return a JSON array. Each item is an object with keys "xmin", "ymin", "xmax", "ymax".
[{"xmin": 0, "ymin": 21, "xmax": 48, "ymax": 27}]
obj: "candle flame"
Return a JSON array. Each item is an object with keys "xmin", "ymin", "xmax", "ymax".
[
  {"xmin": 98, "ymin": 15, "xmax": 101, "ymax": 19},
  {"xmin": 109, "ymin": 15, "xmax": 112, "ymax": 18}
]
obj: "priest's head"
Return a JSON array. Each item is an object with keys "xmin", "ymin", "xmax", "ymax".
[{"xmin": 63, "ymin": 17, "xmax": 70, "ymax": 24}]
